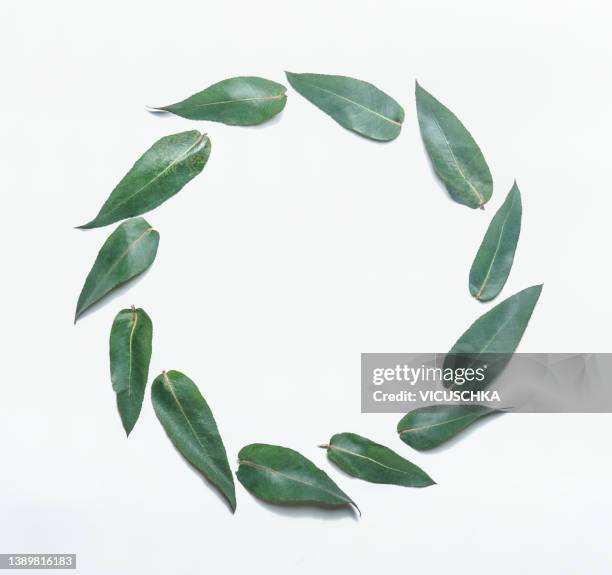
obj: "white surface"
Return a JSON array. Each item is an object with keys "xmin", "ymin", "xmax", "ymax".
[{"xmin": 1, "ymin": 1, "xmax": 611, "ymax": 573}]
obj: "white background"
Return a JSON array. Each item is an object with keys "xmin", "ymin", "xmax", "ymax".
[{"xmin": 2, "ymin": 1, "xmax": 611, "ymax": 573}]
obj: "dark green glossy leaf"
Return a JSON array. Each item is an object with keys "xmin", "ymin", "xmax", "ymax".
[
  {"xmin": 152, "ymin": 370, "xmax": 236, "ymax": 511},
  {"xmin": 109, "ymin": 307, "xmax": 152, "ymax": 436},
  {"xmin": 470, "ymin": 183, "xmax": 522, "ymax": 301},
  {"xmin": 322, "ymin": 432, "xmax": 434, "ymax": 487},
  {"xmin": 153, "ymin": 76, "xmax": 287, "ymax": 125},
  {"xmin": 237, "ymin": 443, "xmax": 358, "ymax": 513},
  {"xmin": 416, "ymin": 82, "xmax": 492, "ymax": 208},
  {"xmin": 75, "ymin": 218, "xmax": 159, "ymax": 322},
  {"xmin": 286, "ymin": 72, "xmax": 404, "ymax": 141},
  {"xmin": 78, "ymin": 131, "xmax": 210, "ymax": 229},
  {"xmin": 443, "ymin": 284, "xmax": 543, "ymax": 390},
  {"xmin": 398, "ymin": 405, "xmax": 496, "ymax": 450}
]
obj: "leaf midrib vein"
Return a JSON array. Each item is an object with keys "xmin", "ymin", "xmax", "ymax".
[
  {"xmin": 328, "ymin": 444, "xmax": 411, "ymax": 476},
  {"xmin": 398, "ymin": 411, "xmax": 486, "ymax": 435},
  {"xmin": 180, "ymin": 93, "xmax": 286, "ymax": 110}
]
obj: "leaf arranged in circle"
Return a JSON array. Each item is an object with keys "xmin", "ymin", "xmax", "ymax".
[
  {"xmin": 286, "ymin": 71, "xmax": 404, "ymax": 141},
  {"xmin": 152, "ymin": 370, "xmax": 236, "ymax": 512},
  {"xmin": 397, "ymin": 405, "xmax": 496, "ymax": 450},
  {"xmin": 322, "ymin": 432, "xmax": 435, "ymax": 487},
  {"xmin": 469, "ymin": 182, "xmax": 522, "ymax": 302},
  {"xmin": 109, "ymin": 306, "xmax": 153, "ymax": 436},
  {"xmin": 416, "ymin": 81, "xmax": 492, "ymax": 208},
  {"xmin": 152, "ymin": 77, "xmax": 287, "ymax": 125},
  {"xmin": 78, "ymin": 131, "xmax": 210, "ymax": 229},
  {"xmin": 237, "ymin": 443, "xmax": 358, "ymax": 513},
  {"xmin": 75, "ymin": 217, "xmax": 160, "ymax": 321}
]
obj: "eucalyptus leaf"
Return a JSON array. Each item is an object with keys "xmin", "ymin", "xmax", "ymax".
[
  {"xmin": 398, "ymin": 405, "xmax": 496, "ymax": 450},
  {"xmin": 416, "ymin": 82, "xmax": 492, "ymax": 208},
  {"xmin": 237, "ymin": 443, "xmax": 358, "ymax": 513},
  {"xmin": 322, "ymin": 432, "xmax": 434, "ymax": 487},
  {"xmin": 152, "ymin": 370, "xmax": 236, "ymax": 511},
  {"xmin": 152, "ymin": 76, "xmax": 287, "ymax": 125},
  {"xmin": 285, "ymin": 72, "xmax": 404, "ymax": 141},
  {"xmin": 444, "ymin": 284, "xmax": 543, "ymax": 389},
  {"xmin": 75, "ymin": 217, "xmax": 159, "ymax": 322},
  {"xmin": 470, "ymin": 183, "xmax": 522, "ymax": 301},
  {"xmin": 109, "ymin": 306, "xmax": 152, "ymax": 436},
  {"xmin": 78, "ymin": 131, "xmax": 210, "ymax": 229}
]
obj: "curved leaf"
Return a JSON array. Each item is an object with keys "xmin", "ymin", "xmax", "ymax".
[
  {"xmin": 75, "ymin": 217, "xmax": 159, "ymax": 322},
  {"xmin": 78, "ymin": 131, "xmax": 210, "ymax": 229},
  {"xmin": 153, "ymin": 76, "xmax": 287, "ymax": 125},
  {"xmin": 237, "ymin": 443, "xmax": 358, "ymax": 513},
  {"xmin": 286, "ymin": 71, "xmax": 404, "ymax": 141},
  {"xmin": 152, "ymin": 370, "xmax": 236, "ymax": 511},
  {"xmin": 470, "ymin": 183, "xmax": 522, "ymax": 301},
  {"xmin": 397, "ymin": 405, "xmax": 496, "ymax": 450},
  {"xmin": 444, "ymin": 284, "xmax": 543, "ymax": 389},
  {"xmin": 109, "ymin": 306, "xmax": 152, "ymax": 436},
  {"xmin": 322, "ymin": 432, "xmax": 434, "ymax": 487},
  {"xmin": 416, "ymin": 81, "xmax": 492, "ymax": 208}
]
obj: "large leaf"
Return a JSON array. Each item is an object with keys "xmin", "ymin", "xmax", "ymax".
[
  {"xmin": 152, "ymin": 370, "xmax": 236, "ymax": 511},
  {"xmin": 109, "ymin": 306, "xmax": 152, "ymax": 436},
  {"xmin": 415, "ymin": 82, "xmax": 492, "ymax": 208},
  {"xmin": 397, "ymin": 405, "xmax": 496, "ymax": 450},
  {"xmin": 444, "ymin": 284, "xmax": 543, "ymax": 390},
  {"xmin": 237, "ymin": 443, "xmax": 358, "ymax": 513},
  {"xmin": 322, "ymin": 432, "xmax": 434, "ymax": 487},
  {"xmin": 75, "ymin": 217, "xmax": 159, "ymax": 322},
  {"xmin": 78, "ymin": 131, "xmax": 210, "ymax": 229},
  {"xmin": 153, "ymin": 77, "xmax": 287, "ymax": 125},
  {"xmin": 470, "ymin": 183, "xmax": 522, "ymax": 301},
  {"xmin": 286, "ymin": 72, "xmax": 404, "ymax": 141}
]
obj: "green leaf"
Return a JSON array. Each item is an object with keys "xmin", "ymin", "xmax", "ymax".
[
  {"xmin": 415, "ymin": 82, "xmax": 492, "ymax": 208},
  {"xmin": 153, "ymin": 77, "xmax": 287, "ymax": 125},
  {"xmin": 75, "ymin": 218, "xmax": 159, "ymax": 322},
  {"xmin": 470, "ymin": 183, "xmax": 522, "ymax": 301},
  {"xmin": 322, "ymin": 432, "xmax": 434, "ymax": 487},
  {"xmin": 285, "ymin": 72, "xmax": 404, "ymax": 141},
  {"xmin": 152, "ymin": 370, "xmax": 236, "ymax": 512},
  {"xmin": 78, "ymin": 131, "xmax": 210, "ymax": 229},
  {"xmin": 109, "ymin": 306, "xmax": 152, "ymax": 436},
  {"xmin": 237, "ymin": 443, "xmax": 358, "ymax": 513},
  {"xmin": 444, "ymin": 284, "xmax": 543, "ymax": 390},
  {"xmin": 398, "ymin": 405, "xmax": 496, "ymax": 450}
]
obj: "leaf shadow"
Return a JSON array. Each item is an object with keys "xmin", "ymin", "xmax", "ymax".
[
  {"xmin": 246, "ymin": 495, "xmax": 358, "ymax": 521},
  {"xmin": 74, "ymin": 267, "xmax": 152, "ymax": 323}
]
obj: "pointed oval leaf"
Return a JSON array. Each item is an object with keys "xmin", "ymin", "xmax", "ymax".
[
  {"xmin": 152, "ymin": 370, "xmax": 236, "ymax": 511},
  {"xmin": 397, "ymin": 405, "xmax": 496, "ymax": 450},
  {"xmin": 109, "ymin": 306, "xmax": 152, "ymax": 436},
  {"xmin": 75, "ymin": 218, "xmax": 159, "ymax": 321},
  {"xmin": 415, "ymin": 82, "xmax": 492, "ymax": 208},
  {"xmin": 153, "ymin": 77, "xmax": 287, "ymax": 125},
  {"xmin": 286, "ymin": 71, "xmax": 404, "ymax": 141},
  {"xmin": 237, "ymin": 443, "xmax": 358, "ymax": 512},
  {"xmin": 323, "ymin": 432, "xmax": 434, "ymax": 487},
  {"xmin": 470, "ymin": 183, "xmax": 522, "ymax": 301},
  {"xmin": 78, "ymin": 131, "xmax": 210, "ymax": 229},
  {"xmin": 443, "ymin": 284, "xmax": 543, "ymax": 389}
]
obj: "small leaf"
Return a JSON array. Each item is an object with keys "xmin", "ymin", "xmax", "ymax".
[
  {"xmin": 415, "ymin": 82, "xmax": 492, "ymax": 208},
  {"xmin": 109, "ymin": 306, "xmax": 152, "ymax": 436},
  {"xmin": 78, "ymin": 131, "xmax": 210, "ymax": 229},
  {"xmin": 444, "ymin": 284, "xmax": 543, "ymax": 389},
  {"xmin": 75, "ymin": 218, "xmax": 159, "ymax": 322},
  {"xmin": 153, "ymin": 77, "xmax": 287, "ymax": 125},
  {"xmin": 398, "ymin": 405, "xmax": 496, "ymax": 450},
  {"xmin": 286, "ymin": 72, "xmax": 404, "ymax": 141},
  {"xmin": 152, "ymin": 370, "xmax": 236, "ymax": 511},
  {"xmin": 470, "ymin": 183, "xmax": 522, "ymax": 301},
  {"xmin": 237, "ymin": 443, "xmax": 358, "ymax": 513},
  {"xmin": 322, "ymin": 432, "xmax": 434, "ymax": 487}
]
